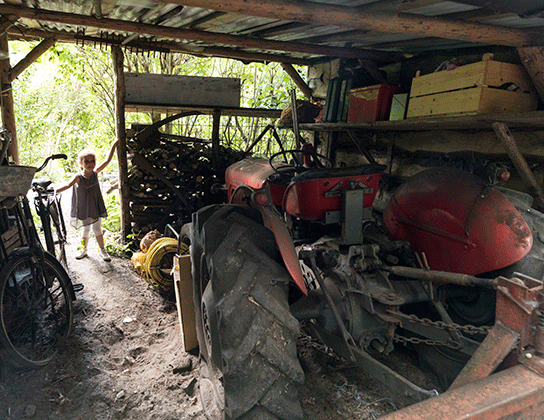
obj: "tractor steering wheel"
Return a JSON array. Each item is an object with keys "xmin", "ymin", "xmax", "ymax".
[{"xmin": 269, "ymin": 149, "xmax": 332, "ymax": 176}]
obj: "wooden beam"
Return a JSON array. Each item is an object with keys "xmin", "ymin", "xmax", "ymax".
[
  {"xmin": 9, "ymin": 37, "xmax": 56, "ymax": 82},
  {"xmin": 0, "ymin": 15, "xmax": 17, "ymax": 36},
  {"xmin": 160, "ymin": 0, "xmax": 540, "ymax": 47},
  {"xmin": 7, "ymin": 27, "xmax": 313, "ymax": 66},
  {"xmin": 0, "ymin": 4, "xmax": 402, "ymax": 61},
  {"xmin": 518, "ymin": 46, "xmax": 544, "ymax": 103},
  {"xmin": 112, "ymin": 45, "xmax": 131, "ymax": 240},
  {"xmin": 281, "ymin": 63, "xmax": 312, "ymax": 99},
  {"xmin": 0, "ymin": 33, "xmax": 17, "ymax": 164},
  {"xmin": 492, "ymin": 121, "xmax": 544, "ymax": 211}
]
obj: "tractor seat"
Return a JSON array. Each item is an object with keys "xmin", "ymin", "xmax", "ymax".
[{"xmin": 291, "ymin": 164, "xmax": 386, "ymax": 182}]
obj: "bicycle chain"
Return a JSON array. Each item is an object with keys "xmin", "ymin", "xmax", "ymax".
[{"xmin": 388, "ymin": 310, "xmax": 491, "ymax": 349}]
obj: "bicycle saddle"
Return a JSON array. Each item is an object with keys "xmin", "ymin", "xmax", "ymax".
[{"xmin": 32, "ymin": 178, "xmax": 53, "ymax": 189}]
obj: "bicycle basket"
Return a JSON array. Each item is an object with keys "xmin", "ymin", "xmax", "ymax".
[{"xmin": 0, "ymin": 165, "xmax": 37, "ymax": 202}]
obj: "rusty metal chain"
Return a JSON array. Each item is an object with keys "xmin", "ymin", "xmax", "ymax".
[
  {"xmin": 400, "ymin": 313, "xmax": 491, "ymax": 335},
  {"xmin": 393, "ymin": 333, "xmax": 462, "ymax": 349},
  {"xmin": 388, "ymin": 309, "xmax": 491, "ymax": 349}
]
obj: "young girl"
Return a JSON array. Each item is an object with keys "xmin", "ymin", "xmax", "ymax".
[{"xmin": 56, "ymin": 139, "xmax": 119, "ymax": 261}]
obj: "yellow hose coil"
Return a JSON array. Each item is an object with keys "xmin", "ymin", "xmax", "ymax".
[{"xmin": 143, "ymin": 237, "xmax": 189, "ymax": 291}]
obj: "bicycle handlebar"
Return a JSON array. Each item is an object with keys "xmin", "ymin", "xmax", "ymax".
[{"xmin": 36, "ymin": 154, "xmax": 67, "ymax": 172}]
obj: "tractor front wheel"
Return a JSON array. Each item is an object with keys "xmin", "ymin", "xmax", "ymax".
[{"xmin": 192, "ymin": 205, "xmax": 305, "ymax": 420}]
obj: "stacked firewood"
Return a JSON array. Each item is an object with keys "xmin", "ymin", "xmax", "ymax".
[{"xmin": 125, "ymin": 125, "xmax": 244, "ymax": 236}]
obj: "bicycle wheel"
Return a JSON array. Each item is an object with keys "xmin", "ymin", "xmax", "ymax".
[
  {"xmin": 48, "ymin": 198, "xmax": 67, "ymax": 266},
  {"xmin": 0, "ymin": 249, "xmax": 73, "ymax": 367}
]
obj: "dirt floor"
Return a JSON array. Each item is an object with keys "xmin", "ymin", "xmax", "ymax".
[{"xmin": 0, "ymin": 225, "xmax": 435, "ymax": 420}]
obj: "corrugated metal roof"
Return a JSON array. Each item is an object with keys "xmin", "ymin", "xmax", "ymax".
[{"xmin": 2, "ymin": 0, "xmax": 544, "ymax": 63}]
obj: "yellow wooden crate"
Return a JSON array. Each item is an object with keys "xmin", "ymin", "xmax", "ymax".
[
  {"xmin": 407, "ymin": 86, "xmax": 538, "ymax": 118},
  {"xmin": 407, "ymin": 54, "xmax": 538, "ymax": 118}
]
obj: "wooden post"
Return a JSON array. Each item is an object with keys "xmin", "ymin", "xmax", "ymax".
[
  {"xmin": 492, "ymin": 122, "xmax": 544, "ymax": 210},
  {"xmin": 211, "ymin": 108, "xmax": 221, "ymax": 170},
  {"xmin": 112, "ymin": 45, "xmax": 131, "ymax": 239},
  {"xmin": 518, "ymin": 46, "xmax": 544, "ymax": 103},
  {"xmin": 0, "ymin": 33, "xmax": 17, "ymax": 163}
]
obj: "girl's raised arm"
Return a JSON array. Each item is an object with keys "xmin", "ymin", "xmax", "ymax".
[
  {"xmin": 55, "ymin": 174, "xmax": 79, "ymax": 193},
  {"xmin": 96, "ymin": 139, "xmax": 120, "ymax": 173}
]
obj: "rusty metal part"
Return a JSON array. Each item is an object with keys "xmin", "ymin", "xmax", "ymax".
[
  {"xmin": 307, "ymin": 322, "xmax": 439, "ymax": 403},
  {"xmin": 449, "ymin": 322, "xmax": 519, "ymax": 390},
  {"xmin": 496, "ymin": 273, "xmax": 543, "ymax": 350},
  {"xmin": 535, "ymin": 310, "xmax": 544, "ymax": 356},
  {"xmin": 248, "ymin": 186, "xmax": 307, "ymax": 295},
  {"xmin": 306, "ymin": 253, "xmax": 357, "ymax": 362},
  {"xmin": 387, "ymin": 265, "xmax": 496, "ymax": 288},
  {"xmin": 380, "ymin": 363, "xmax": 544, "ymax": 420}
]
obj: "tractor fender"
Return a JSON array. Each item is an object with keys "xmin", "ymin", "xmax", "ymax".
[{"xmin": 230, "ymin": 184, "xmax": 308, "ymax": 295}]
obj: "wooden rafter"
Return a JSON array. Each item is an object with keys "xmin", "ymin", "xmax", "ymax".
[
  {"xmin": 158, "ymin": 0, "xmax": 542, "ymax": 47},
  {"xmin": 0, "ymin": 15, "xmax": 17, "ymax": 36},
  {"xmin": 7, "ymin": 27, "xmax": 313, "ymax": 65},
  {"xmin": 281, "ymin": 63, "xmax": 312, "ymax": 99},
  {"xmin": 10, "ymin": 37, "xmax": 56, "ymax": 81},
  {"xmin": 0, "ymin": 4, "xmax": 403, "ymax": 61}
]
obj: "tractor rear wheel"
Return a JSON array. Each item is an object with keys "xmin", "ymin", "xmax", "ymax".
[{"xmin": 192, "ymin": 205, "xmax": 305, "ymax": 420}]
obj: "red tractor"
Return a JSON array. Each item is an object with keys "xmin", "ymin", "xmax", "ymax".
[{"xmin": 189, "ymin": 147, "xmax": 544, "ymax": 419}]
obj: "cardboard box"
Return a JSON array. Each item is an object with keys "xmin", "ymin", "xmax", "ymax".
[
  {"xmin": 347, "ymin": 84, "xmax": 399, "ymax": 122},
  {"xmin": 407, "ymin": 55, "xmax": 538, "ymax": 118},
  {"xmin": 173, "ymin": 254, "xmax": 198, "ymax": 352}
]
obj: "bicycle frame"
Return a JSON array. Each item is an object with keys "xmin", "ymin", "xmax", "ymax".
[{"xmin": 32, "ymin": 184, "xmax": 66, "ymax": 252}]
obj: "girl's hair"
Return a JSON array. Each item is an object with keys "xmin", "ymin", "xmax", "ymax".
[{"xmin": 78, "ymin": 149, "xmax": 96, "ymax": 168}]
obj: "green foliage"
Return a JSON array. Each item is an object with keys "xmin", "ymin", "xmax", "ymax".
[
  {"xmin": 11, "ymin": 41, "xmax": 308, "ymax": 237},
  {"xmin": 13, "ymin": 42, "xmax": 115, "ymax": 181},
  {"xmin": 102, "ymin": 191, "xmax": 121, "ymax": 232}
]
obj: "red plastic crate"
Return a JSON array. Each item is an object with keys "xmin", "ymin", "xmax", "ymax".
[{"xmin": 347, "ymin": 84, "xmax": 399, "ymax": 122}]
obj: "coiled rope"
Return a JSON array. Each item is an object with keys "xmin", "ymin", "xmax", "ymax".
[{"xmin": 143, "ymin": 237, "xmax": 189, "ymax": 291}]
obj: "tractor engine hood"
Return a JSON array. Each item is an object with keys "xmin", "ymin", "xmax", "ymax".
[{"xmin": 383, "ymin": 167, "xmax": 532, "ymax": 276}]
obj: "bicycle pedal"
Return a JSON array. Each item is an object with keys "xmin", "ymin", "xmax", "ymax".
[{"xmin": 72, "ymin": 283, "xmax": 84, "ymax": 292}]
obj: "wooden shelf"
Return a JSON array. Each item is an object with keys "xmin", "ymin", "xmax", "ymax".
[
  {"xmin": 125, "ymin": 104, "xmax": 282, "ymax": 119},
  {"xmin": 298, "ymin": 111, "xmax": 544, "ymax": 132}
]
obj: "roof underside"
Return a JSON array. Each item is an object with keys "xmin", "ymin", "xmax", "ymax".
[{"xmin": 2, "ymin": 0, "xmax": 544, "ymax": 64}]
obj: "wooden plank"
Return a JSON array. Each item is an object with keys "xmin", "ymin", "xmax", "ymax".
[
  {"xmin": 124, "ymin": 104, "xmax": 281, "ymax": 118},
  {"xmin": 298, "ymin": 110, "xmax": 544, "ymax": 131},
  {"xmin": 173, "ymin": 254, "xmax": 198, "ymax": 352},
  {"xmin": 410, "ymin": 60, "xmax": 535, "ymax": 98},
  {"xmin": 1, "ymin": 225, "xmax": 22, "ymax": 256},
  {"xmin": 406, "ymin": 87, "xmax": 537, "ymax": 118},
  {"xmin": 125, "ymin": 73, "xmax": 241, "ymax": 108}
]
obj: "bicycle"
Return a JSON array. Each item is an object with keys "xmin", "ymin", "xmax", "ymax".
[
  {"xmin": 0, "ymin": 155, "xmax": 77, "ymax": 368},
  {"xmin": 32, "ymin": 154, "xmax": 69, "ymax": 267}
]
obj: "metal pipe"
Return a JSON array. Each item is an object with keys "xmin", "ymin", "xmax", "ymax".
[{"xmin": 387, "ymin": 265, "xmax": 497, "ymax": 288}]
